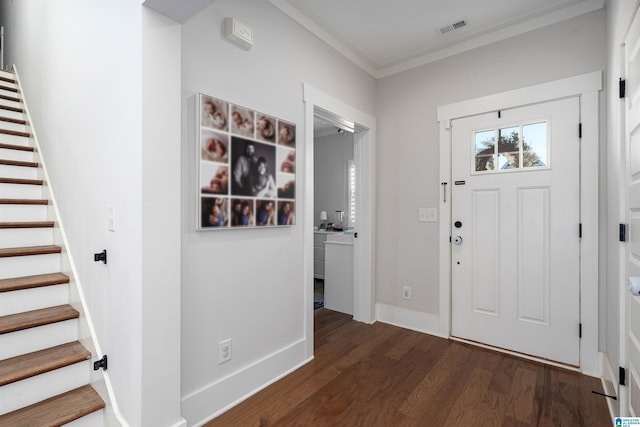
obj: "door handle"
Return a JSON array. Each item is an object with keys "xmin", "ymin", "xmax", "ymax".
[{"xmin": 453, "ymin": 236, "xmax": 463, "ymax": 245}]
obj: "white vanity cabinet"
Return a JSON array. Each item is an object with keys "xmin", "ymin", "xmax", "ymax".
[
  {"xmin": 324, "ymin": 233, "xmax": 354, "ymax": 315},
  {"xmin": 314, "ymin": 231, "xmax": 334, "ymax": 279}
]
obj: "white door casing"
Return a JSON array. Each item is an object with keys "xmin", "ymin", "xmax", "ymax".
[
  {"xmin": 438, "ymin": 71, "xmax": 601, "ymax": 374},
  {"xmin": 450, "ymin": 98, "xmax": 580, "ymax": 366},
  {"xmin": 624, "ymin": 4, "xmax": 640, "ymax": 417},
  {"xmin": 303, "ymin": 84, "xmax": 377, "ymax": 360}
]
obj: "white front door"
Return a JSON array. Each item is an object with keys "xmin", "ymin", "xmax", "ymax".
[
  {"xmin": 624, "ymin": 4, "xmax": 640, "ymax": 417},
  {"xmin": 451, "ymin": 97, "xmax": 581, "ymax": 366}
]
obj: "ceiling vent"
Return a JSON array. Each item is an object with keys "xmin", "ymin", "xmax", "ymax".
[{"xmin": 439, "ymin": 19, "xmax": 467, "ymax": 36}]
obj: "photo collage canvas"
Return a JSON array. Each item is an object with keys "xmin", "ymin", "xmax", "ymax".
[{"xmin": 198, "ymin": 93, "xmax": 296, "ymax": 229}]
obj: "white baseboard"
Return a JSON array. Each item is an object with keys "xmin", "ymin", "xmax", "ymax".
[
  {"xmin": 182, "ymin": 337, "xmax": 309, "ymax": 426},
  {"xmin": 375, "ymin": 303, "xmax": 446, "ymax": 338}
]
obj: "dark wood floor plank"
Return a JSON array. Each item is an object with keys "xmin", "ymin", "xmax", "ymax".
[
  {"xmin": 399, "ymin": 341, "xmax": 473, "ymax": 422},
  {"xmin": 442, "ymin": 367, "xmax": 493, "ymax": 426},
  {"xmin": 204, "ymin": 309, "xmax": 611, "ymax": 427},
  {"xmin": 509, "ymin": 366, "xmax": 538, "ymax": 424}
]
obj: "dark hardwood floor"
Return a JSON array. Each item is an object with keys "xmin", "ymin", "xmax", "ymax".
[{"xmin": 205, "ymin": 309, "xmax": 612, "ymax": 426}]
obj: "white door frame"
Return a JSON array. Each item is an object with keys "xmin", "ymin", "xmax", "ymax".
[
  {"xmin": 302, "ymin": 84, "xmax": 377, "ymax": 359},
  {"xmin": 437, "ymin": 71, "xmax": 602, "ymax": 374}
]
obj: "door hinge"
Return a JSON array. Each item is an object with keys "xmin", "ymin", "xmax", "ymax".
[
  {"xmin": 579, "ymin": 223, "xmax": 582, "ymax": 238},
  {"xmin": 620, "ymin": 223, "xmax": 628, "ymax": 242},
  {"xmin": 578, "ymin": 123, "xmax": 582, "ymax": 139},
  {"xmin": 94, "ymin": 354, "xmax": 108, "ymax": 371},
  {"xmin": 579, "ymin": 323, "xmax": 582, "ymax": 338},
  {"xmin": 620, "ymin": 366, "xmax": 627, "ymax": 386},
  {"xmin": 620, "ymin": 78, "xmax": 627, "ymax": 99}
]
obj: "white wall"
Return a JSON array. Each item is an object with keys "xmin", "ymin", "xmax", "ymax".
[
  {"xmin": 314, "ymin": 132, "xmax": 354, "ymax": 226},
  {"xmin": 375, "ymin": 11, "xmax": 606, "ymax": 319},
  {"xmin": 0, "ymin": 2, "xmax": 184, "ymax": 426},
  {"xmin": 179, "ymin": 1, "xmax": 375, "ymax": 424},
  {"xmin": 141, "ymin": 7, "xmax": 185, "ymax": 427}
]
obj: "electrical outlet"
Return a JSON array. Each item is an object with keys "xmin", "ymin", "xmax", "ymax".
[
  {"xmin": 418, "ymin": 208, "xmax": 438, "ymax": 222},
  {"xmin": 219, "ymin": 338, "xmax": 232, "ymax": 364},
  {"xmin": 402, "ymin": 286, "xmax": 412, "ymax": 300}
]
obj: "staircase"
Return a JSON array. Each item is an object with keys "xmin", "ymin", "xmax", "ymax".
[{"xmin": 0, "ymin": 69, "xmax": 105, "ymax": 426}]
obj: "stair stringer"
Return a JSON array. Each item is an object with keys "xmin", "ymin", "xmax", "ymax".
[{"xmin": 13, "ymin": 65, "xmax": 128, "ymax": 427}]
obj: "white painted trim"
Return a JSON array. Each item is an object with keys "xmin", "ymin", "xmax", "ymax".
[
  {"xmin": 182, "ymin": 338, "xmax": 308, "ymax": 426},
  {"xmin": 12, "ymin": 65, "xmax": 127, "ymax": 427},
  {"xmin": 438, "ymin": 119, "xmax": 452, "ymax": 339},
  {"xmin": 580, "ymin": 89, "xmax": 601, "ymax": 377},
  {"xmin": 602, "ymin": 353, "xmax": 620, "ymax": 420},
  {"xmin": 376, "ymin": 303, "xmax": 446, "ymax": 338},
  {"xmin": 353, "ymin": 128, "xmax": 376, "ymax": 323},
  {"xmin": 437, "ymin": 71, "xmax": 602, "ymax": 123},
  {"xmin": 438, "ymin": 71, "xmax": 603, "ymax": 375},
  {"xmin": 302, "ymin": 84, "xmax": 377, "ymax": 358}
]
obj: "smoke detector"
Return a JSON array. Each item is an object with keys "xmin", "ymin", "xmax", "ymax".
[{"xmin": 438, "ymin": 19, "xmax": 467, "ymax": 36}]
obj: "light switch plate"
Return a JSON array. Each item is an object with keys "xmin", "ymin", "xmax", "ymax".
[{"xmin": 418, "ymin": 208, "xmax": 438, "ymax": 222}]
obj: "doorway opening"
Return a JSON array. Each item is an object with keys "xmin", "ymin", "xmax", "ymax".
[{"xmin": 303, "ymin": 84, "xmax": 376, "ymax": 359}]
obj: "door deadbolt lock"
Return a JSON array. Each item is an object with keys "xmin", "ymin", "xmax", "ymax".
[
  {"xmin": 454, "ymin": 221, "xmax": 462, "ymax": 228},
  {"xmin": 453, "ymin": 236, "xmax": 463, "ymax": 245}
]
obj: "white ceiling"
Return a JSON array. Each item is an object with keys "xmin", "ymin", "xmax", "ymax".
[{"xmin": 268, "ymin": 0, "xmax": 605, "ymax": 78}]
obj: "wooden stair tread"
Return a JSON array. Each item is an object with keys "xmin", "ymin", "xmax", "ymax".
[
  {"xmin": 0, "ymin": 245, "xmax": 61, "ymax": 258},
  {"xmin": 0, "ymin": 158, "xmax": 37, "ymax": 167},
  {"xmin": 0, "ymin": 304, "xmax": 79, "ymax": 335},
  {"xmin": 0, "ymin": 142, "xmax": 33, "ymax": 152},
  {"xmin": 0, "ymin": 93, "xmax": 21, "ymax": 103},
  {"xmin": 0, "ymin": 177, "xmax": 43, "ymax": 185},
  {"xmin": 0, "ymin": 76, "xmax": 16, "ymax": 85},
  {"xmin": 0, "ymin": 384, "xmax": 104, "ymax": 426},
  {"xmin": 0, "ymin": 341, "xmax": 89, "ymax": 386},
  {"xmin": 0, "ymin": 128, "xmax": 30, "ymax": 138},
  {"xmin": 0, "ymin": 273, "xmax": 70, "ymax": 293},
  {"xmin": 0, "ymin": 116, "xmax": 27, "ymax": 125},
  {"xmin": 0, "ymin": 221, "xmax": 54, "ymax": 228},
  {"xmin": 0, "ymin": 105, "xmax": 23, "ymax": 113},
  {"xmin": 0, "ymin": 85, "xmax": 18, "ymax": 93},
  {"xmin": 0, "ymin": 198, "xmax": 48, "ymax": 205}
]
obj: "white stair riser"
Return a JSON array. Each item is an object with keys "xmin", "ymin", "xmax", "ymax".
[
  {"xmin": 0, "ymin": 110, "xmax": 25, "ymax": 121},
  {"xmin": 0, "ymin": 204, "xmax": 48, "ymax": 222},
  {"xmin": 0, "ymin": 227, "xmax": 54, "ymax": 248},
  {"xmin": 0, "ymin": 319, "xmax": 77, "ymax": 360},
  {"xmin": 0, "ymin": 81, "xmax": 18, "ymax": 90},
  {"xmin": 0, "ymin": 148, "xmax": 33, "ymax": 162},
  {"xmin": 0, "ymin": 98, "xmax": 22, "ymax": 111},
  {"xmin": 0, "ymin": 253, "xmax": 60, "ymax": 280},
  {"xmin": 0, "ymin": 360, "xmax": 90, "ymax": 415},
  {"xmin": 0, "ymin": 70, "xmax": 15, "ymax": 80},
  {"xmin": 0, "ymin": 89, "xmax": 19, "ymax": 100},
  {"xmin": 0, "ymin": 183, "xmax": 43, "ymax": 199},
  {"xmin": 0, "ymin": 134, "xmax": 29, "ymax": 147},
  {"xmin": 66, "ymin": 408, "xmax": 104, "ymax": 427},
  {"xmin": 0, "ymin": 121, "xmax": 27, "ymax": 133},
  {"xmin": 0, "ymin": 164, "xmax": 38, "ymax": 180},
  {"xmin": 0, "ymin": 283, "xmax": 67, "ymax": 317}
]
